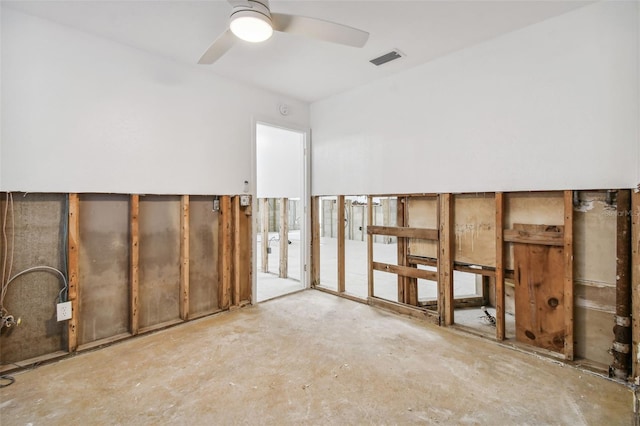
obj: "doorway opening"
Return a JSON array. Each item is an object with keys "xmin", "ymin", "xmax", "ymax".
[{"xmin": 255, "ymin": 122, "xmax": 308, "ymax": 302}]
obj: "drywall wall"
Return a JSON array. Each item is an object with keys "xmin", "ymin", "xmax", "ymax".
[
  {"xmin": 311, "ymin": 1, "xmax": 639, "ymax": 195},
  {"xmin": 0, "ymin": 8, "xmax": 309, "ymax": 194},
  {"xmin": 256, "ymin": 123, "xmax": 303, "ymax": 199}
]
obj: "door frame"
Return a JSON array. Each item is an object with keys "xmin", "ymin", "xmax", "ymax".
[{"xmin": 251, "ymin": 117, "xmax": 311, "ymax": 302}]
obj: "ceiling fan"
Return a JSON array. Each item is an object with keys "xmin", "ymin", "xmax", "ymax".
[{"xmin": 198, "ymin": 0, "xmax": 369, "ymax": 64}]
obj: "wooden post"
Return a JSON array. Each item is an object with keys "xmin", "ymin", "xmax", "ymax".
[
  {"xmin": 233, "ymin": 196, "xmax": 241, "ymax": 307},
  {"xmin": 67, "ymin": 193, "xmax": 79, "ymax": 352},
  {"xmin": 367, "ymin": 196, "xmax": 374, "ymax": 298},
  {"xmin": 337, "ymin": 195, "xmax": 345, "ymax": 293},
  {"xmin": 261, "ymin": 198, "xmax": 269, "ymax": 273},
  {"xmin": 130, "ymin": 195, "xmax": 140, "ymax": 335},
  {"xmin": 438, "ymin": 193, "xmax": 454, "ymax": 325},
  {"xmin": 612, "ymin": 189, "xmax": 631, "ymax": 375},
  {"xmin": 311, "ymin": 197, "xmax": 320, "ymax": 288},
  {"xmin": 631, "ymin": 190, "xmax": 640, "ymax": 380},
  {"xmin": 564, "ymin": 190, "xmax": 574, "ymax": 361},
  {"xmin": 397, "ymin": 197, "xmax": 407, "ymax": 303},
  {"xmin": 180, "ymin": 195, "xmax": 190, "ymax": 320},
  {"xmin": 218, "ymin": 196, "xmax": 231, "ymax": 310},
  {"xmin": 495, "ymin": 192, "xmax": 505, "ymax": 340},
  {"xmin": 279, "ymin": 198, "xmax": 288, "ymax": 279}
]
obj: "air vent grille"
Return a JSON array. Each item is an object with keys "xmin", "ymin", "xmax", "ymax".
[{"xmin": 370, "ymin": 50, "xmax": 403, "ymax": 66}]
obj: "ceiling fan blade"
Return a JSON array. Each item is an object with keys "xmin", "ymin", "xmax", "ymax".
[
  {"xmin": 198, "ymin": 29, "xmax": 236, "ymax": 65},
  {"xmin": 271, "ymin": 13, "xmax": 369, "ymax": 48}
]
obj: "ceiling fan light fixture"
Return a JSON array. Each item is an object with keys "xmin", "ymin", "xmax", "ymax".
[{"xmin": 230, "ymin": 11, "xmax": 273, "ymax": 43}]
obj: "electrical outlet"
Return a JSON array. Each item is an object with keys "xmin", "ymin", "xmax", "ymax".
[
  {"xmin": 57, "ymin": 301, "xmax": 72, "ymax": 321},
  {"xmin": 240, "ymin": 195, "xmax": 251, "ymax": 206}
]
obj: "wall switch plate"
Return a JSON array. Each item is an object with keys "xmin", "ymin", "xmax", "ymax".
[
  {"xmin": 57, "ymin": 301, "xmax": 72, "ymax": 321},
  {"xmin": 240, "ymin": 195, "xmax": 251, "ymax": 206}
]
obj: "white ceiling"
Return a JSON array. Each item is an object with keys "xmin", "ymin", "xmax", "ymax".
[{"xmin": 3, "ymin": 0, "xmax": 591, "ymax": 103}]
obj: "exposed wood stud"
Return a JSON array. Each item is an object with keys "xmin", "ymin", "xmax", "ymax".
[
  {"xmin": 438, "ymin": 193, "xmax": 454, "ymax": 325},
  {"xmin": 218, "ymin": 196, "xmax": 231, "ymax": 310},
  {"xmin": 233, "ymin": 196, "xmax": 241, "ymax": 307},
  {"xmin": 179, "ymin": 195, "xmax": 190, "ymax": 321},
  {"xmin": 612, "ymin": 189, "xmax": 631, "ymax": 376},
  {"xmin": 397, "ymin": 197, "xmax": 407, "ymax": 303},
  {"xmin": 564, "ymin": 190, "xmax": 574, "ymax": 361},
  {"xmin": 337, "ymin": 195, "xmax": 345, "ymax": 293},
  {"xmin": 67, "ymin": 193, "xmax": 80, "ymax": 352},
  {"xmin": 261, "ymin": 198, "xmax": 269, "ymax": 274},
  {"xmin": 279, "ymin": 198, "xmax": 288, "ymax": 279},
  {"xmin": 311, "ymin": 197, "xmax": 320, "ymax": 288},
  {"xmin": 130, "ymin": 194, "xmax": 140, "ymax": 335},
  {"xmin": 495, "ymin": 192, "xmax": 505, "ymax": 340},
  {"xmin": 367, "ymin": 196, "xmax": 374, "ymax": 298},
  {"xmin": 631, "ymin": 190, "xmax": 640, "ymax": 380}
]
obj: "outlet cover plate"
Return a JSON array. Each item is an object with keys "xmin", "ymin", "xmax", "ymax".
[
  {"xmin": 240, "ymin": 195, "xmax": 251, "ymax": 206},
  {"xmin": 57, "ymin": 301, "xmax": 72, "ymax": 321}
]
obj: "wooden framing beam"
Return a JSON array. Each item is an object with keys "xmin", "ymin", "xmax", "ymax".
[
  {"xmin": 129, "ymin": 194, "xmax": 140, "ymax": 335},
  {"xmin": 279, "ymin": 197, "xmax": 288, "ymax": 279},
  {"xmin": 495, "ymin": 192, "xmax": 505, "ymax": 340},
  {"xmin": 233, "ymin": 196, "xmax": 241, "ymax": 307},
  {"xmin": 504, "ymin": 228, "xmax": 564, "ymax": 246},
  {"xmin": 367, "ymin": 225, "xmax": 438, "ymax": 240},
  {"xmin": 373, "ymin": 262, "xmax": 438, "ymax": 281},
  {"xmin": 369, "ymin": 297, "xmax": 440, "ymax": 325},
  {"xmin": 311, "ymin": 197, "xmax": 320, "ymax": 288},
  {"xmin": 261, "ymin": 198, "xmax": 269, "ymax": 274},
  {"xmin": 456, "ymin": 265, "xmax": 495, "ymax": 278},
  {"xmin": 563, "ymin": 190, "xmax": 574, "ymax": 360},
  {"xmin": 179, "ymin": 195, "xmax": 190, "ymax": 320},
  {"xmin": 218, "ymin": 195, "xmax": 231, "ymax": 310},
  {"xmin": 367, "ymin": 196, "xmax": 374, "ymax": 298},
  {"xmin": 67, "ymin": 193, "xmax": 79, "ymax": 352},
  {"xmin": 337, "ymin": 195, "xmax": 345, "ymax": 293},
  {"xmin": 407, "ymin": 255, "xmax": 495, "ymax": 277},
  {"xmin": 632, "ymin": 189, "xmax": 640, "ymax": 380},
  {"xmin": 438, "ymin": 193, "xmax": 454, "ymax": 325}
]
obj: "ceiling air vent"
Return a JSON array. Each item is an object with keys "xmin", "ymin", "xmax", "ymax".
[{"xmin": 369, "ymin": 50, "xmax": 404, "ymax": 66}]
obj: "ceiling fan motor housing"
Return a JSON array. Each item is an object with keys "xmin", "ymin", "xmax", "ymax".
[
  {"xmin": 230, "ymin": 0, "xmax": 273, "ymax": 42},
  {"xmin": 231, "ymin": 0, "xmax": 272, "ymax": 22}
]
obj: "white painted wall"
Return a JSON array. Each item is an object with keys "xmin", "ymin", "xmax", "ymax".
[
  {"xmin": 256, "ymin": 123, "xmax": 303, "ymax": 199},
  {"xmin": 311, "ymin": 1, "xmax": 639, "ymax": 195},
  {"xmin": 0, "ymin": 9, "xmax": 309, "ymax": 194}
]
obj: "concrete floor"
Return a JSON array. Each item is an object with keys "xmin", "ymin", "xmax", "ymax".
[
  {"xmin": 0, "ymin": 290, "xmax": 632, "ymax": 425},
  {"xmin": 256, "ymin": 272, "xmax": 304, "ymax": 302}
]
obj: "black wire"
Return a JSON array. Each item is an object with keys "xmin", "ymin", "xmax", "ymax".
[{"xmin": 0, "ymin": 374, "xmax": 15, "ymax": 388}]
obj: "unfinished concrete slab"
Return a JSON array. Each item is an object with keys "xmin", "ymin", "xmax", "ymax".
[{"xmin": 0, "ymin": 290, "xmax": 632, "ymax": 425}]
